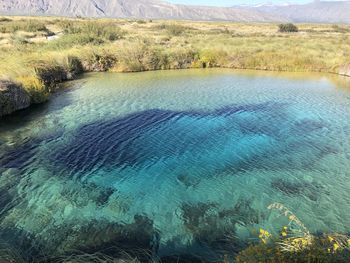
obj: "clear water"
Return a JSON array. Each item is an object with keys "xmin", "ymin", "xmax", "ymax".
[{"xmin": 1, "ymin": 69, "xmax": 350, "ymax": 261}]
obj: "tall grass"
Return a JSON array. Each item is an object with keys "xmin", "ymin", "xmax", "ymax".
[
  {"xmin": 0, "ymin": 18, "xmax": 349, "ymax": 103},
  {"xmin": 0, "ymin": 19, "xmax": 51, "ymax": 34},
  {"xmin": 59, "ymin": 20, "xmax": 123, "ymax": 41},
  {"xmin": 236, "ymin": 203, "xmax": 350, "ymax": 263}
]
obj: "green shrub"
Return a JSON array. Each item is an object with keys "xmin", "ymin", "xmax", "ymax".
[
  {"xmin": 167, "ymin": 48, "xmax": 196, "ymax": 69},
  {"xmin": 157, "ymin": 23, "xmax": 188, "ymax": 36},
  {"xmin": 17, "ymin": 76, "xmax": 49, "ymax": 104},
  {"xmin": 195, "ymin": 49, "xmax": 228, "ymax": 68},
  {"xmin": 35, "ymin": 65, "xmax": 68, "ymax": 87},
  {"xmin": 332, "ymin": 25, "xmax": 350, "ymax": 33},
  {"xmin": 141, "ymin": 49, "xmax": 168, "ymax": 70},
  {"xmin": 65, "ymin": 56, "xmax": 84, "ymax": 76},
  {"xmin": 47, "ymin": 21, "xmax": 123, "ymax": 49},
  {"xmin": 81, "ymin": 51, "xmax": 117, "ymax": 72},
  {"xmin": 0, "ymin": 17, "xmax": 12, "ymax": 22},
  {"xmin": 47, "ymin": 34, "xmax": 103, "ymax": 49},
  {"xmin": 136, "ymin": 20, "xmax": 147, "ymax": 24},
  {"xmin": 59, "ymin": 21, "xmax": 123, "ymax": 41},
  {"xmin": 0, "ymin": 20, "xmax": 51, "ymax": 34},
  {"xmin": 278, "ymin": 23, "xmax": 299, "ymax": 33},
  {"xmin": 11, "ymin": 35, "xmax": 29, "ymax": 45}
]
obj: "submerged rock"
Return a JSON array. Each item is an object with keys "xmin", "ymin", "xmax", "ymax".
[{"xmin": 0, "ymin": 81, "xmax": 30, "ymax": 117}]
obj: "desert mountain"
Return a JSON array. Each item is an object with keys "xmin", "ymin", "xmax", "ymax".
[
  {"xmin": 0, "ymin": 0, "xmax": 284, "ymax": 21},
  {"xmin": 251, "ymin": 0, "xmax": 350, "ymax": 24},
  {"xmin": 0, "ymin": 0, "xmax": 349, "ymax": 23}
]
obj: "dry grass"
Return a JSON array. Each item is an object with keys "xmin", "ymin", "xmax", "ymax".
[
  {"xmin": 0, "ymin": 17, "xmax": 349, "ymax": 100},
  {"xmin": 236, "ymin": 203, "xmax": 350, "ymax": 263}
]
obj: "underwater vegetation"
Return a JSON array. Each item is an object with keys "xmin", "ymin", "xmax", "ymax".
[
  {"xmin": 1, "ymin": 68, "xmax": 350, "ymax": 262},
  {"xmin": 271, "ymin": 178, "xmax": 329, "ymax": 202},
  {"xmin": 0, "ymin": 98, "xmax": 343, "ymax": 262}
]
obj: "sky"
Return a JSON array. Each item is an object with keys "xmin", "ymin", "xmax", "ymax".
[{"xmin": 166, "ymin": 0, "xmax": 332, "ymax": 6}]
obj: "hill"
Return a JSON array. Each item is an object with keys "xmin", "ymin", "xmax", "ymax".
[{"xmin": 0, "ymin": 0, "xmax": 282, "ymax": 22}]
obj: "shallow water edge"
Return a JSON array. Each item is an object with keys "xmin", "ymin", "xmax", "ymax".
[{"xmin": 1, "ymin": 65, "xmax": 350, "ymax": 118}]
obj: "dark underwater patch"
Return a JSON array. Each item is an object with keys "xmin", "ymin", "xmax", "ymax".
[
  {"xmin": 271, "ymin": 178, "xmax": 329, "ymax": 201},
  {"xmin": 0, "ymin": 169, "xmax": 21, "ymax": 216},
  {"xmin": 177, "ymin": 173, "xmax": 201, "ymax": 188},
  {"xmin": 160, "ymin": 254, "xmax": 204, "ymax": 263},
  {"xmin": 49, "ymin": 101, "xmax": 335, "ymax": 178},
  {"xmin": 0, "ymin": 127, "xmax": 65, "ymax": 170},
  {"xmin": 181, "ymin": 199, "xmax": 259, "ymax": 254},
  {"xmin": 0, "ymin": 139, "xmax": 38, "ymax": 170},
  {"xmin": 57, "ymin": 215, "xmax": 160, "ymax": 262},
  {"xmin": 0, "ymin": 227, "xmax": 48, "ymax": 262},
  {"xmin": 0, "ymin": 215, "xmax": 160, "ymax": 263},
  {"xmin": 51, "ymin": 109, "xmax": 181, "ymax": 174}
]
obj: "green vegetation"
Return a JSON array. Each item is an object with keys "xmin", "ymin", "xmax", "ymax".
[
  {"xmin": 0, "ymin": 17, "xmax": 349, "ymax": 105},
  {"xmin": 278, "ymin": 23, "xmax": 299, "ymax": 33},
  {"xmin": 235, "ymin": 203, "xmax": 350, "ymax": 263},
  {"xmin": 0, "ymin": 19, "xmax": 51, "ymax": 34},
  {"xmin": 156, "ymin": 23, "xmax": 191, "ymax": 36}
]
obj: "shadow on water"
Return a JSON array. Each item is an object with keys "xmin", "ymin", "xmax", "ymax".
[{"xmin": 45, "ymin": 101, "xmax": 334, "ymax": 177}]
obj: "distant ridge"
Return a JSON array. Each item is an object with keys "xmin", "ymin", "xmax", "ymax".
[
  {"xmin": 0, "ymin": 0, "xmax": 283, "ymax": 21},
  {"xmin": 250, "ymin": 0, "xmax": 350, "ymax": 24},
  {"xmin": 0, "ymin": 0, "xmax": 349, "ymax": 23}
]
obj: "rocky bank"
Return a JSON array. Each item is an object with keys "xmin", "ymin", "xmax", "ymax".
[{"xmin": 0, "ymin": 81, "xmax": 31, "ymax": 117}]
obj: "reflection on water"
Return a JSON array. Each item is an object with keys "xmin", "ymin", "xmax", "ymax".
[{"xmin": 1, "ymin": 69, "xmax": 350, "ymax": 262}]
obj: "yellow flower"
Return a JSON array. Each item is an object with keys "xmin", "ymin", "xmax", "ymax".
[
  {"xmin": 334, "ymin": 243, "xmax": 340, "ymax": 251},
  {"xmin": 328, "ymin": 236, "xmax": 334, "ymax": 242}
]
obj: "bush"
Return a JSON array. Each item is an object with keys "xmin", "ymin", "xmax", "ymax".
[
  {"xmin": 0, "ymin": 20, "xmax": 51, "ymax": 34},
  {"xmin": 81, "ymin": 51, "xmax": 117, "ymax": 72},
  {"xmin": 0, "ymin": 17, "xmax": 12, "ymax": 22},
  {"xmin": 332, "ymin": 25, "xmax": 350, "ymax": 33},
  {"xmin": 47, "ymin": 34, "xmax": 103, "ymax": 49},
  {"xmin": 17, "ymin": 76, "xmax": 49, "ymax": 104},
  {"xmin": 47, "ymin": 21, "xmax": 123, "ymax": 49},
  {"xmin": 157, "ymin": 23, "xmax": 188, "ymax": 36},
  {"xmin": 167, "ymin": 48, "xmax": 196, "ymax": 69},
  {"xmin": 35, "ymin": 65, "xmax": 68, "ymax": 87},
  {"xmin": 278, "ymin": 23, "xmax": 299, "ymax": 33},
  {"xmin": 11, "ymin": 35, "xmax": 28, "ymax": 45},
  {"xmin": 59, "ymin": 21, "xmax": 123, "ymax": 41},
  {"xmin": 65, "ymin": 56, "xmax": 84, "ymax": 77},
  {"xmin": 195, "ymin": 49, "xmax": 228, "ymax": 68},
  {"xmin": 136, "ymin": 20, "xmax": 147, "ymax": 24}
]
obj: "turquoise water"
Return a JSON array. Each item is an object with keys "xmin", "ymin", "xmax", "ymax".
[{"xmin": 1, "ymin": 69, "xmax": 350, "ymax": 261}]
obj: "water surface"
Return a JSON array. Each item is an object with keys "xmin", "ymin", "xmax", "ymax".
[{"xmin": 1, "ymin": 69, "xmax": 350, "ymax": 261}]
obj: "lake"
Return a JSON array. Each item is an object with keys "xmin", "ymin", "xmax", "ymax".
[{"xmin": 1, "ymin": 69, "xmax": 350, "ymax": 261}]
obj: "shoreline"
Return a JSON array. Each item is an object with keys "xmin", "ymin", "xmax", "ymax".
[
  {"xmin": 1, "ymin": 65, "xmax": 349, "ymax": 118},
  {"xmin": 1, "ymin": 18, "xmax": 349, "ymax": 118}
]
